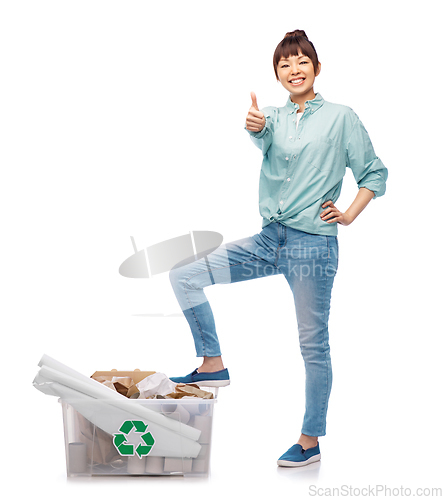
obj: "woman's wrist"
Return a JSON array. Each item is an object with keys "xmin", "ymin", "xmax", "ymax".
[{"xmin": 345, "ymin": 188, "xmax": 374, "ymax": 223}]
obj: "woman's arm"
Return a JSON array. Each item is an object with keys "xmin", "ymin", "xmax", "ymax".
[
  {"xmin": 346, "ymin": 115, "xmax": 388, "ymax": 199},
  {"xmin": 320, "ymin": 187, "xmax": 374, "ymax": 226}
]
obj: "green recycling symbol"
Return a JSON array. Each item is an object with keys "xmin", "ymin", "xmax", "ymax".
[{"xmin": 113, "ymin": 420, "xmax": 155, "ymax": 458}]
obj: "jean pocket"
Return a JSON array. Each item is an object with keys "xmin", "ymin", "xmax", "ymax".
[{"xmin": 291, "ymin": 233, "xmax": 329, "ymax": 261}]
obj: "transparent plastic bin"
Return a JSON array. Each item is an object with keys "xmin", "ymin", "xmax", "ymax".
[{"xmin": 60, "ymin": 394, "xmax": 216, "ymax": 477}]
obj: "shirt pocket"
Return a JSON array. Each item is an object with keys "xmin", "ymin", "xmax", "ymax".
[{"xmin": 307, "ymin": 136, "xmax": 341, "ymax": 172}]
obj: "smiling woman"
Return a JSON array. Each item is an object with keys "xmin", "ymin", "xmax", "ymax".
[
  {"xmin": 273, "ymin": 30, "xmax": 320, "ymax": 78},
  {"xmin": 169, "ymin": 28, "xmax": 388, "ymax": 470},
  {"xmin": 273, "ymin": 30, "xmax": 321, "ymax": 113},
  {"xmin": 276, "ymin": 53, "xmax": 320, "ymax": 111}
]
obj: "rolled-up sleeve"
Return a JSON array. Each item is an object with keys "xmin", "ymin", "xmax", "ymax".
[
  {"xmin": 245, "ymin": 107, "xmax": 274, "ymax": 156},
  {"xmin": 346, "ymin": 117, "xmax": 388, "ymax": 199}
]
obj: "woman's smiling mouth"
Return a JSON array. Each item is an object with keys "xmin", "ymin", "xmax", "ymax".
[{"xmin": 289, "ymin": 78, "xmax": 305, "ymax": 86}]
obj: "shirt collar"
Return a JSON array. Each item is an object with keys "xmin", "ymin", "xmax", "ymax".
[{"xmin": 285, "ymin": 92, "xmax": 324, "ymax": 115}]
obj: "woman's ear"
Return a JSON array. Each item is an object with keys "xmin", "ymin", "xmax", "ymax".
[{"xmin": 316, "ymin": 61, "xmax": 322, "ymax": 77}]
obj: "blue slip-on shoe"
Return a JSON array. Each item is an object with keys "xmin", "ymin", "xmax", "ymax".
[
  {"xmin": 277, "ymin": 443, "xmax": 321, "ymax": 467},
  {"xmin": 169, "ymin": 368, "xmax": 230, "ymax": 387}
]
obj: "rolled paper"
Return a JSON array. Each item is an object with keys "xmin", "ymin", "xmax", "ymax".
[
  {"xmin": 160, "ymin": 403, "xmax": 177, "ymax": 413},
  {"xmin": 127, "ymin": 456, "xmax": 147, "ymax": 474},
  {"xmin": 198, "ymin": 403, "xmax": 211, "ymax": 416},
  {"xmin": 164, "ymin": 457, "xmax": 193, "ymax": 474},
  {"xmin": 192, "ymin": 444, "xmax": 210, "ymax": 474},
  {"xmin": 160, "ymin": 403, "xmax": 191, "ymax": 425},
  {"xmin": 34, "ymin": 361, "xmax": 201, "ymax": 442},
  {"xmin": 196, "ymin": 443, "xmax": 209, "ymax": 458},
  {"xmin": 145, "ymin": 456, "xmax": 164, "ymax": 475},
  {"xmin": 185, "ymin": 402, "xmax": 204, "ymax": 416},
  {"xmin": 39, "ymin": 354, "xmax": 91, "ymax": 383},
  {"xmin": 193, "ymin": 416, "xmax": 213, "ymax": 444},
  {"xmin": 68, "ymin": 442, "xmax": 87, "ymax": 474},
  {"xmin": 44, "ymin": 381, "xmax": 202, "ymax": 458}
]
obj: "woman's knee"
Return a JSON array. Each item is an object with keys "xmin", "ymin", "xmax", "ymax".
[{"xmin": 169, "ymin": 266, "xmax": 185, "ymax": 291}]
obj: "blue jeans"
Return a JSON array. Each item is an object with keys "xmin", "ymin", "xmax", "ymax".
[{"xmin": 169, "ymin": 222, "xmax": 339, "ymax": 436}]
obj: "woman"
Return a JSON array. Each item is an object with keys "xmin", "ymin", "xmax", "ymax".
[{"xmin": 169, "ymin": 30, "xmax": 388, "ymax": 467}]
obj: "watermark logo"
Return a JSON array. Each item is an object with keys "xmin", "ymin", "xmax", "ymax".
[
  {"xmin": 308, "ymin": 484, "xmax": 442, "ymax": 497},
  {"xmin": 119, "ymin": 231, "xmax": 223, "ymax": 278}
]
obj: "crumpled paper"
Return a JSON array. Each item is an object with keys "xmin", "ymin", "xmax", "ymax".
[
  {"xmin": 136, "ymin": 374, "xmax": 214, "ymax": 399},
  {"xmin": 93, "ymin": 371, "xmax": 214, "ymax": 400},
  {"xmin": 136, "ymin": 372, "xmax": 177, "ymax": 398},
  {"xmin": 167, "ymin": 383, "xmax": 214, "ymax": 399},
  {"xmin": 91, "ymin": 375, "xmax": 138, "ymax": 397},
  {"xmin": 92, "ymin": 376, "xmax": 117, "ymax": 392},
  {"xmin": 111, "ymin": 377, "xmax": 134, "ymax": 396}
]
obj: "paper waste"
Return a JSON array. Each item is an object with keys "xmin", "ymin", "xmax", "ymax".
[{"xmin": 32, "ymin": 354, "xmax": 208, "ymax": 458}]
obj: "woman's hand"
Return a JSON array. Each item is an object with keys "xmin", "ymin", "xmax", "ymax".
[
  {"xmin": 321, "ymin": 189, "xmax": 375, "ymax": 226},
  {"xmin": 320, "ymin": 201, "xmax": 354, "ymax": 226},
  {"xmin": 246, "ymin": 92, "xmax": 266, "ymax": 132}
]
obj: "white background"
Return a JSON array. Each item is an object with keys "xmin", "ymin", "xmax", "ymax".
[{"xmin": 2, "ymin": 0, "xmax": 442, "ymax": 498}]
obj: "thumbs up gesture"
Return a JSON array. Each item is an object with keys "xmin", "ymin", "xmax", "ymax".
[{"xmin": 246, "ymin": 92, "xmax": 266, "ymax": 132}]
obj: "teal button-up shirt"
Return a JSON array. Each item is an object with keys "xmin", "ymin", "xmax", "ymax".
[{"xmin": 246, "ymin": 92, "xmax": 388, "ymax": 236}]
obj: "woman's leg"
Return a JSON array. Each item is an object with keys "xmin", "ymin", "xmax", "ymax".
[
  {"xmin": 278, "ymin": 226, "xmax": 339, "ymax": 438},
  {"xmin": 169, "ymin": 223, "xmax": 282, "ymax": 364}
]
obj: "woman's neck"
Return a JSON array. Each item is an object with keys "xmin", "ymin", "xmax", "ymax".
[{"xmin": 290, "ymin": 89, "xmax": 316, "ymax": 113}]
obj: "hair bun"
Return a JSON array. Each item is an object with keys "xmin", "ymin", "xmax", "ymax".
[{"xmin": 284, "ymin": 29, "xmax": 308, "ymax": 39}]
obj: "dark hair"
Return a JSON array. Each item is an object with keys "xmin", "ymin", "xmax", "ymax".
[{"xmin": 273, "ymin": 30, "xmax": 319, "ymax": 80}]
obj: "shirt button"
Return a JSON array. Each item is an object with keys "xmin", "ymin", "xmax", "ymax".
[
  {"xmin": 289, "ymin": 136, "xmax": 292, "ymax": 139},
  {"xmin": 279, "ymin": 200, "xmax": 283, "ymax": 205},
  {"xmin": 287, "ymin": 178, "xmax": 291, "ymax": 182},
  {"xmin": 285, "ymin": 157, "xmax": 289, "ymax": 161}
]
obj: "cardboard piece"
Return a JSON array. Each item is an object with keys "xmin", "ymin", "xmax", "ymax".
[
  {"xmin": 167, "ymin": 383, "xmax": 214, "ymax": 399},
  {"xmin": 91, "ymin": 369, "xmax": 156, "ymax": 398}
]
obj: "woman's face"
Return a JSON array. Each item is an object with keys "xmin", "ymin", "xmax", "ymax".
[{"xmin": 276, "ymin": 53, "xmax": 320, "ymax": 101}]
